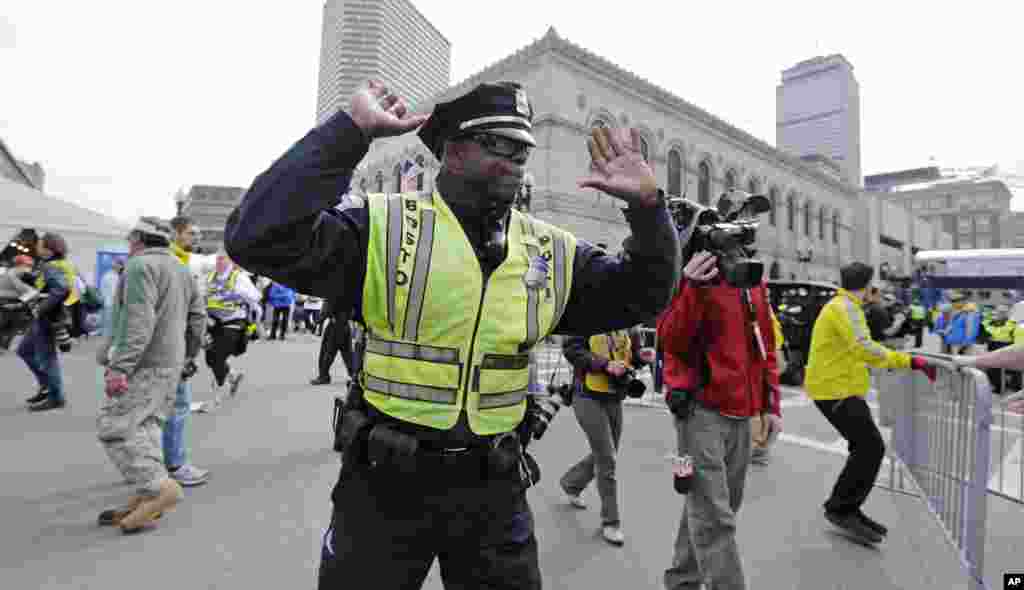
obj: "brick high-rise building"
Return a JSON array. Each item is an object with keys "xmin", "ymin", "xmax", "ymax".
[{"xmin": 315, "ymin": 0, "xmax": 451, "ymax": 125}]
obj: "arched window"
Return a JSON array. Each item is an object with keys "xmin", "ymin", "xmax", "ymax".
[
  {"xmin": 804, "ymin": 199, "xmax": 813, "ymax": 236},
  {"xmin": 724, "ymin": 169, "xmax": 737, "ymax": 191},
  {"xmin": 832, "ymin": 212, "xmax": 840, "ymax": 244},
  {"xmin": 768, "ymin": 188, "xmax": 778, "ymax": 226},
  {"xmin": 818, "ymin": 206, "xmax": 826, "ymax": 240},
  {"xmin": 375, "ymin": 171, "xmax": 384, "ymax": 193},
  {"xmin": 747, "ymin": 178, "xmax": 759, "ymax": 196},
  {"xmin": 668, "ymin": 149, "xmax": 682, "ymax": 196},
  {"xmin": 787, "ymin": 194, "xmax": 795, "ymax": 231},
  {"xmin": 770, "ymin": 261, "xmax": 781, "ymax": 280},
  {"xmin": 638, "ymin": 136, "xmax": 649, "ymax": 163},
  {"xmin": 698, "ymin": 161, "xmax": 711, "ymax": 205},
  {"xmin": 393, "ymin": 163, "xmax": 402, "ymax": 192},
  {"xmin": 415, "ymin": 155, "xmax": 425, "ymax": 191}
]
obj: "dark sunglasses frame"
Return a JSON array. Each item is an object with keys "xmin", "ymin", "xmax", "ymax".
[{"xmin": 465, "ymin": 133, "xmax": 532, "ymax": 159}]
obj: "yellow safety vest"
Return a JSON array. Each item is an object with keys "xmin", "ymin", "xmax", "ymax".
[
  {"xmin": 584, "ymin": 331, "xmax": 633, "ymax": 393},
  {"xmin": 361, "ymin": 191, "xmax": 577, "ymax": 435},
  {"xmin": 36, "ymin": 258, "xmax": 80, "ymax": 306},
  {"xmin": 985, "ymin": 320, "xmax": 1017, "ymax": 344},
  {"xmin": 206, "ymin": 269, "xmax": 241, "ymax": 312},
  {"xmin": 910, "ymin": 304, "xmax": 926, "ymax": 321}
]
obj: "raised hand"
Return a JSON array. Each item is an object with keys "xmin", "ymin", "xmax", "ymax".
[
  {"xmin": 578, "ymin": 126, "xmax": 659, "ymax": 208},
  {"xmin": 349, "ymin": 80, "xmax": 429, "ymax": 140},
  {"xmin": 683, "ymin": 251, "xmax": 719, "ymax": 283}
]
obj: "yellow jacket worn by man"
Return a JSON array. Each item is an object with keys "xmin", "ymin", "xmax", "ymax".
[
  {"xmin": 224, "ymin": 79, "xmax": 682, "ymax": 588},
  {"xmin": 804, "ymin": 262, "xmax": 935, "ymax": 545}
]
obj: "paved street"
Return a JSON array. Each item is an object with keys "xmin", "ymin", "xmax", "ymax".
[{"xmin": 1, "ymin": 333, "xmax": 1018, "ymax": 589}]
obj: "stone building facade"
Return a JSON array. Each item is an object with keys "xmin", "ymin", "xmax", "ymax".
[
  {"xmin": 352, "ymin": 28, "xmax": 949, "ymax": 283},
  {"xmin": 177, "ymin": 184, "xmax": 246, "ymax": 253}
]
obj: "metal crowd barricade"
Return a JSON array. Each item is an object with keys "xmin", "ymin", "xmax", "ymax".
[
  {"xmin": 983, "ymin": 368, "xmax": 1024, "ymax": 505},
  {"xmin": 876, "ymin": 353, "xmax": 993, "ymax": 590}
]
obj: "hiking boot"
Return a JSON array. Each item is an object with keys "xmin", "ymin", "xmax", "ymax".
[
  {"xmin": 119, "ymin": 479, "xmax": 183, "ymax": 534},
  {"xmin": 310, "ymin": 375, "xmax": 331, "ymax": 386},
  {"xmin": 856, "ymin": 509, "xmax": 888, "ymax": 537},
  {"xmin": 26, "ymin": 387, "xmax": 49, "ymax": 404},
  {"xmin": 169, "ymin": 463, "xmax": 210, "ymax": 487},
  {"xmin": 825, "ymin": 510, "xmax": 882, "ymax": 543},
  {"xmin": 98, "ymin": 496, "xmax": 163, "ymax": 526},
  {"xmin": 601, "ymin": 525, "xmax": 625, "ymax": 546}
]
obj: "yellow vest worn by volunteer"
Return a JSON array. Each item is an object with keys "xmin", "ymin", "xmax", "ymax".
[
  {"xmin": 804, "ymin": 288, "xmax": 911, "ymax": 400},
  {"xmin": 361, "ymin": 191, "xmax": 577, "ymax": 435},
  {"xmin": 36, "ymin": 258, "xmax": 80, "ymax": 306},
  {"xmin": 206, "ymin": 269, "xmax": 242, "ymax": 313},
  {"xmin": 584, "ymin": 330, "xmax": 633, "ymax": 393},
  {"xmin": 984, "ymin": 319, "xmax": 1024, "ymax": 345}
]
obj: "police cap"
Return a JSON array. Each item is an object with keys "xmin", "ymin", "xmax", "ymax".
[
  {"xmin": 418, "ymin": 81, "xmax": 535, "ymax": 160},
  {"xmin": 129, "ymin": 218, "xmax": 172, "ymax": 242}
]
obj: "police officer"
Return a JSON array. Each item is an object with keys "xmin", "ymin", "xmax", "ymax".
[
  {"xmin": 908, "ymin": 297, "xmax": 927, "ymax": 348},
  {"xmin": 225, "ymin": 79, "xmax": 682, "ymax": 588},
  {"xmin": 982, "ymin": 304, "xmax": 1024, "ymax": 393},
  {"xmin": 310, "ymin": 298, "xmax": 354, "ymax": 386}
]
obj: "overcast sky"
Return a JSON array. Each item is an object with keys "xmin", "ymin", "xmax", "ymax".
[{"xmin": 1, "ymin": 1, "xmax": 1021, "ymax": 223}]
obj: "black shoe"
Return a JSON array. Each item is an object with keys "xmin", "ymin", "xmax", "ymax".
[
  {"xmin": 26, "ymin": 386, "xmax": 49, "ymax": 404},
  {"xmin": 26, "ymin": 391, "xmax": 48, "ymax": 404},
  {"xmin": 825, "ymin": 510, "xmax": 882, "ymax": 543},
  {"xmin": 855, "ymin": 510, "xmax": 888, "ymax": 537},
  {"xmin": 29, "ymin": 399, "xmax": 66, "ymax": 412},
  {"xmin": 310, "ymin": 376, "xmax": 331, "ymax": 386}
]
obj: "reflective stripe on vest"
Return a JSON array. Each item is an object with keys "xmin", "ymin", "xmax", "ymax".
[
  {"xmin": 206, "ymin": 269, "xmax": 240, "ymax": 311},
  {"xmin": 987, "ymin": 321, "xmax": 1016, "ymax": 343},
  {"xmin": 36, "ymin": 259, "xmax": 80, "ymax": 306},
  {"xmin": 361, "ymin": 190, "xmax": 576, "ymax": 435},
  {"xmin": 584, "ymin": 330, "xmax": 633, "ymax": 393}
]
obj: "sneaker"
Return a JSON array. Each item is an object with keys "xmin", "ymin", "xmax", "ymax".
[
  {"xmin": 825, "ymin": 510, "xmax": 882, "ymax": 543},
  {"xmin": 310, "ymin": 376, "xmax": 331, "ymax": 386},
  {"xmin": 26, "ymin": 387, "xmax": 49, "ymax": 404},
  {"xmin": 169, "ymin": 463, "xmax": 210, "ymax": 487},
  {"xmin": 601, "ymin": 525, "xmax": 625, "ymax": 546},
  {"xmin": 563, "ymin": 489, "xmax": 586, "ymax": 509},
  {"xmin": 119, "ymin": 479, "xmax": 183, "ymax": 533},
  {"xmin": 751, "ymin": 448, "xmax": 770, "ymax": 465},
  {"xmin": 228, "ymin": 371, "xmax": 244, "ymax": 396},
  {"xmin": 28, "ymin": 399, "xmax": 66, "ymax": 412},
  {"xmin": 855, "ymin": 510, "xmax": 888, "ymax": 537}
]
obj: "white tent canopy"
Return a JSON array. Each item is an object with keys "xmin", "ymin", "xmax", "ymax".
[{"xmin": 2, "ymin": 178, "xmax": 133, "ymax": 285}]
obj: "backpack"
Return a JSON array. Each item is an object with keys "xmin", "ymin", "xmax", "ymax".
[{"xmin": 80, "ymin": 285, "xmax": 105, "ymax": 313}]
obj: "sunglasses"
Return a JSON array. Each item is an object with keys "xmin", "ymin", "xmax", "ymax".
[{"xmin": 466, "ymin": 133, "xmax": 532, "ymax": 160}]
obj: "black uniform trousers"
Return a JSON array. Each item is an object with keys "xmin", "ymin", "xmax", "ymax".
[
  {"xmin": 317, "ymin": 316, "xmax": 353, "ymax": 379},
  {"xmin": 206, "ymin": 320, "xmax": 245, "ymax": 386},
  {"xmin": 814, "ymin": 396, "xmax": 885, "ymax": 515},
  {"xmin": 270, "ymin": 307, "xmax": 290, "ymax": 339},
  {"xmin": 317, "ymin": 451, "xmax": 541, "ymax": 590}
]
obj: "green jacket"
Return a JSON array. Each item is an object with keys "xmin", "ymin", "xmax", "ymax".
[{"xmin": 104, "ymin": 248, "xmax": 205, "ymax": 375}]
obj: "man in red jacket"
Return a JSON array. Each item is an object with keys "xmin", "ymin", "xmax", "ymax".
[{"xmin": 658, "ymin": 250, "xmax": 782, "ymax": 590}]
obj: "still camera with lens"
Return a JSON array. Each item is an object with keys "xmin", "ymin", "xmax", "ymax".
[{"xmin": 667, "ymin": 189, "xmax": 772, "ymax": 289}]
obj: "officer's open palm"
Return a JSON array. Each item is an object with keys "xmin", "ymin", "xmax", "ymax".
[
  {"xmin": 349, "ymin": 80, "xmax": 429, "ymax": 140},
  {"xmin": 579, "ymin": 126, "xmax": 659, "ymax": 208}
]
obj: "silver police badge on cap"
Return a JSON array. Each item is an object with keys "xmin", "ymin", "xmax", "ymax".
[
  {"xmin": 524, "ymin": 255, "xmax": 549, "ymax": 291},
  {"xmin": 515, "ymin": 88, "xmax": 531, "ymax": 118}
]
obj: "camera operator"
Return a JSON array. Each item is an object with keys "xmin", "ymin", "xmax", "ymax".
[
  {"xmin": 558, "ymin": 326, "xmax": 654, "ymax": 546},
  {"xmin": 0, "ymin": 255, "xmax": 39, "ymax": 351},
  {"xmin": 658, "ymin": 190, "xmax": 781, "ymax": 590}
]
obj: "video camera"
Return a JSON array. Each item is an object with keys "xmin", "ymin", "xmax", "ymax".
[{"xmin": 667, "ymin": 189, "xmax": 771, "ymax": 289}]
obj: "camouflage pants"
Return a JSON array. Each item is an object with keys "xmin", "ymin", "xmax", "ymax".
[{"xmin": 97, "ymin": 367, "xmax": 180, "ymax": 497}]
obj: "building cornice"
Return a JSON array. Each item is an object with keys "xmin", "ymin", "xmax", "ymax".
[{"xmin": 0, "ymin": 136, "xmax": 39, "ymax": 189}]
